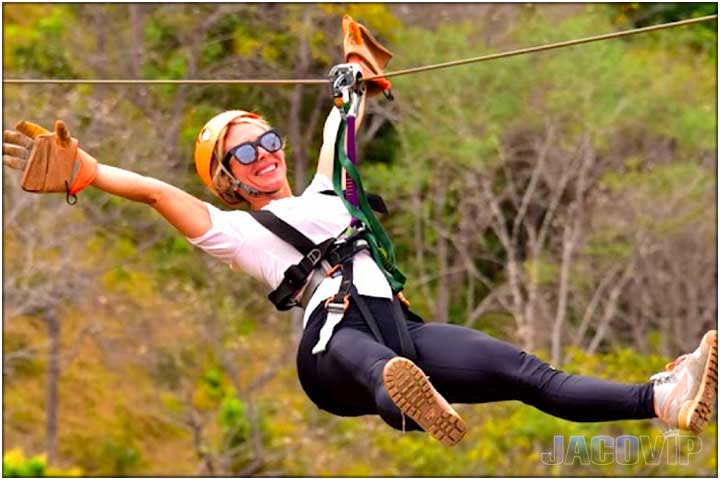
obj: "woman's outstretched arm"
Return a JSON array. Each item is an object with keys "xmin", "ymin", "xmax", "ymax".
[{"xmin": 90, "ymin": 153, "xmax": 212, "ymax": 238}]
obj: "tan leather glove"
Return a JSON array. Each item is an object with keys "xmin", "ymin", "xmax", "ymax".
[
  {"xmin": 3, "ymin": 120, "xmax": 97, "ymax": 199},
  {"xmin": 342, "ymin": 15, "xmax": 393, "ymax": 97}
]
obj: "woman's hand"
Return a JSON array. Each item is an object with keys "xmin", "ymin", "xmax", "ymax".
[
  {"xmin": 3, "ymin": 120, "xmax": 96, "ymax": 195},
  {"xmin": 3, "ymin": 122, "xmax": 43, "ymax": 171}
]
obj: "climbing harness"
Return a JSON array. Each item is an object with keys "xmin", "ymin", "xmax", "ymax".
[
  {"xmin": 245, "ymin": 64, "xmax": 416, "ymax": 359},
  {"xmin": 248, "ymin": 207, "xmax": 369, "ymax": 312},
  {"xmin": 247, "ymin": 198, "xmax": 416, "ymax": 359}
]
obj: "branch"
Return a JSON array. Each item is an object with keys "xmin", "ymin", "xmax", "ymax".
[
  {"xmin": 571, "ymin": 264, "xmax": 622, "ymax": 348},
  {"xmin": 511, "ymin": 122, "xmax": 554, "ymax": 239},
  {"xmin": 586, "ymin": 262, "xmax": 635, "ymax": 354}
]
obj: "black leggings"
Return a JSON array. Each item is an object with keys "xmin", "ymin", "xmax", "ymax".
[{"xmin": 297, "ymin": 295, "xmax": 656, "ymax": 431}]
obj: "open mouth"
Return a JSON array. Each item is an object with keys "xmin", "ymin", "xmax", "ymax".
[{"xmin": 256, "ymin": 163, "xmax": 278, "ymax": 176}]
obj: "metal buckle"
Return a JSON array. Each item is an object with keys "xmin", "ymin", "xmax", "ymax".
[
  {"xmin": 307, "ymin": 248, "xmax": 322, "ymax": 264},
  {"xmin": 324, "ymin": 294, "xmax": 350, "ymax": 313},
  {"xmin": 353, "ymin": 239, "xmax": 369, "ymax": 252}
]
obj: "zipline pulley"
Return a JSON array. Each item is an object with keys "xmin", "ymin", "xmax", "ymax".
[{"xmin": 328, "ymin": 63, "xmax": 365, "ymax": 117}]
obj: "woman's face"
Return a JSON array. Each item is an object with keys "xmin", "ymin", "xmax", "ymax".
[{"xmin": 224, "ymin": 122, "xmax": 289, "ymax": 197}]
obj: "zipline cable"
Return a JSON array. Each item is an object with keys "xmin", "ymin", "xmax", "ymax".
[{"xmin": 3, "ymin": 14, "xmax": 716, "ymax": 85}]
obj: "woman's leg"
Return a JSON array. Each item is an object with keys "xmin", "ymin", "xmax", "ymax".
[
  {"xmin": 408, "ymin": 322, "xmax": 656, "ymax": 422},
  {"xmin": 297, "ymin": 301, "xmax": 423, "ymax": 431}
]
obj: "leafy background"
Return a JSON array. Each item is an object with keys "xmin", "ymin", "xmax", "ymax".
[{"xmin": 2, "ymin": 3, "xmax": 717, "ymax": 476}]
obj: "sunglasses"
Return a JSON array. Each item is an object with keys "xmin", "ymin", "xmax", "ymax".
[{"xmin": 222, "ymin": 129, "xmax": 284, "ymax": 167}]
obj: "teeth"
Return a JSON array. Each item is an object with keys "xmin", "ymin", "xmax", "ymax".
[{"xmin": 258, "ymin": 164, "xmax": 277, "ymax": 175}]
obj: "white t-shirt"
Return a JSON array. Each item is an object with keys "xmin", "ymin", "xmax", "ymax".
[{"xmin": 186, "ymin": 174, "xmax": 393, "ymax": 326}]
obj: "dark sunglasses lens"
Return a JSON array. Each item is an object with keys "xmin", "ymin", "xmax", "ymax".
[
  {"xmin": 234, "ymin": 144, "xmax": 257, "ymax": 164},
  {"xmin": 260, "ymin": 131, "xmax": 282, "ymax": 152}
]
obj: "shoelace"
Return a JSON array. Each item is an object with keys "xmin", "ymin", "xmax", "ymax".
[
  {"xmin": 650, "ymin": 354, "xmax": 689, "ymax": 384},
  {"xmin": 664, "ymin": 354, "xmax": 689, "ymax": 372}
]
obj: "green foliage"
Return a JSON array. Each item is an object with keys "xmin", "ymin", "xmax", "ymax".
[
  {"xmin": 3, "ymin": 449, "xmax": 82, "ymax": 477},
  {"xmin": 600, "ymin": 161, "xmax": 714, "ymax": 237},
  {"xmin": 218, "ymin": 396, "xmax": 251, "ymax": 444},
  {"xmin": 617, "ymin": 2, "xmax": 717, "ymax": 46},
  {"xmin": 3, "ymin": 6, "xmax": 76, "ymax": 77},
  {"xmin": 101, "ymin": 440, "xmax": 142, "ymax": 477},
  {"xmin": 3, "ymin": 450, "xmax": 46, "ymax": 478}
]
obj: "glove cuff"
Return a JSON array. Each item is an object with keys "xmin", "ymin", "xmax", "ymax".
[{"xmin": 67, "ymin": 150, "xmax": 98, "ymax": 196}]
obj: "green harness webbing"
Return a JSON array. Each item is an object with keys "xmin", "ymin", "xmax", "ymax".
[{"xmin": 331, "ymin": 117, "xmax": 406, "ymax": 293}]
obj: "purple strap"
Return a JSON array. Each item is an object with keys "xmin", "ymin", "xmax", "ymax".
[{"xmin": 345, "ymin": 115, "xmax": 360, "ymax": 227}]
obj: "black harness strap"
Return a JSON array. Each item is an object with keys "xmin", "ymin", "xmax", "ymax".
[
  {"xmin": 349, "ymin": 286, "xmax": 385, "ymax": 345},
  {"xmin": 391, "ymin": 297, "xmax": 418, "ymax": 360},
  {"xmin": 250, "ymin": 210, "xmax": 335, "ymax": 310},
  {"xmin": 250, "ymin": 210, "xmax": 316, "ymax": 253},
  {"xmin": 348, "ymin": 287, "xmax": 417, "ymax": 361},
  {"xmin": 319, "ymin": 190, "xmax": 389, "ymax": 215},
  {"xmin": 335, "ymin": 257, "xmax": 354, "ymax": 302}
]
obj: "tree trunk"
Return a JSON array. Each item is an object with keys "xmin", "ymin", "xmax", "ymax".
[
  {"xmin": 551, "ymin": 223, "xmax": 578, "ymax": 365},
  {"xmin": 128, "ymin": 4, "xmax": 148, "ymax": 111},
  {"xmin": 128, "ymin": 5, "xmax": 145, "ymax": 78},
  {"xmin": 433, "ymin": 171, "xmax": 449, "ymax": 323},
  {"xmin": 287, "ymin": 10, "xmax": 312, "ymax": 193},
  {"xmin": 45, "ymin": 311, "xmax": 61, "ymax": 464}
]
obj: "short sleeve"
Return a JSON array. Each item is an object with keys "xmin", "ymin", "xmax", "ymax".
[{"xmin": 186, "ymin": 202, "xmax": 250, "ymax": 267}]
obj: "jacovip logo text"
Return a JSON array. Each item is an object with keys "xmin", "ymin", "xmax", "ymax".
[{"xmin": 540, "ymin": 434, "xmax": 702, "ymax": 465}]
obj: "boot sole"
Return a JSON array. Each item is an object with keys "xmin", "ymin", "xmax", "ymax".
[
  {"xmin": 679, "ymin": 330, "xmax": 718, "ymax": 432},
  {"xmin": 382, "ymin": 357, "xmax": 466, "ymax": 446}
]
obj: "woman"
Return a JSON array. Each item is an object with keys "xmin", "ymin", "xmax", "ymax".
[{"xmin": 3, "ymin": 19, "xmax": 716, "ymax": 447}]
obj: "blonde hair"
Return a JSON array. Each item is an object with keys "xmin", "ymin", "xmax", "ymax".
[{"xmin": 210, "ymin": 116, "xmax": 272, "ymax": 204}]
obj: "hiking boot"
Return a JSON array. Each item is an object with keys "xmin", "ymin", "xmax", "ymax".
[
  {"xmin": 651, "ymin": 330, "xmax": 717, "ymax": 433},
  {"xmin": 383, "ymin": 356, "xmax": 466, "ymax": 446}
]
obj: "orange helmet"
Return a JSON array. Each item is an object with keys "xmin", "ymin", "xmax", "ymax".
[{"xmin": 194, "ymin": 110, "xmax": 271, "ymax": 205}]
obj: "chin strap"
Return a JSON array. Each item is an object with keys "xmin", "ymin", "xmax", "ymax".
[{"xmin": 219, "ymin": 162, "xmax": 280, "ymax": 198}]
